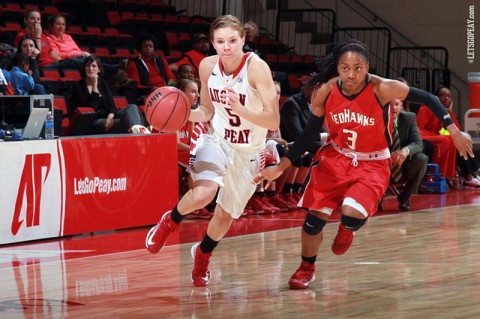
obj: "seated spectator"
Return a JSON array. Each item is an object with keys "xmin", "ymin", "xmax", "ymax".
[
  {"xmin": 14, "ymin": 10, "xmax": 66, "ymax": 71},
  {"xmin": 175, "ymin": 79, "xmax": 200, "ymax": 155},
  {"xmin": 388, "ymin": 98, "xmax": 429, "ymax": 211},
  {"xmin": 9, "ymin": 52, "xmax": 46, "ymax": 95},
  {"xmin": 169, "ymin": 33, "xmax": 210, "ymax": 79},
  {"xmin": 177, "ymin": 64, "xmax": 195, "ymax": 81},
  {"xmin": 246, "ymin": 81, "xmax": 291, "ymax": 214},
  {"xmin": 3, "ymin": 35, "xmax": 41, "ymax": 83},
  {"xmin": 45, "ymin": 14, "xmax": 90, "ymax": 61},
  {"xmin": 415, "ymin": 93, "xmax": 457, "ymax": 179},
  {"xmin": 14, "ymin": 10, "xmax": 43, "ymax": 54},
  {"xmin": 435, "ymin": 86, "xmax": 479, "ymax": 187},
  {"xmin": 17, "ymin": 35, "xmax": 41, "ymax": 84},
  {"xmin": 243, "ymin": 20, "xmax": 261, "ymax": 57},
  {"xmin": 71, "ymin": 56, "xmax": 147, "ymax": 134},
  {"xmin": 127, "ymin": 33, "xmax": 176, "ymax": 95},
  {"xmin": 280, "ymin": 80, "xmax": 326, "ymax": 205}
]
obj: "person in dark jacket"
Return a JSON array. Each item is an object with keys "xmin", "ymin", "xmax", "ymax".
[
  {"xmin": 279, "ymin": 83, "xmax": 327, "ymax": 200},
  {"xmin": 71, "ymin": 56, "xmax": 146, "ymax": 134},
  {"xmin": 126, "ymin": 33, "xmax": 176, "ymax": 93}
]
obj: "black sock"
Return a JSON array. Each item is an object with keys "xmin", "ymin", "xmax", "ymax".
[
  {"xmin": 266, "ymin": 190, "xmax": 276, "ymax": 197},
  {"xmin": 282, "ymin": 183, "xmax": 293, "ymax": 194},
  {"xmin": 292, "ymin": 183, "xmax": 303, "ymax": 194},
  {"xmin": 256, "ymin": 191, "xmax": 265, "ymax": 197},
  {"xmin": 170, "ymin": 206, "xmax": 185, "ymax": 224},
  {"xmin": 199, "ymin": 234, "xmax": 219, "ymax": 253},
  {"xmin": 301, "ymin": 255, "xmax": 317, "ymax": 265}
]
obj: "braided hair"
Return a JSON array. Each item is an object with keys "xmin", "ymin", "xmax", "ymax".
[{"xmin": 307, "ymin": 39, "xmax": 370, "ymax": 90}]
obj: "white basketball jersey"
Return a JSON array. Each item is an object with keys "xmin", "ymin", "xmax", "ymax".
[{"xmin": 208, "ymin": 52, "xmax": 267, "ymax": 150}]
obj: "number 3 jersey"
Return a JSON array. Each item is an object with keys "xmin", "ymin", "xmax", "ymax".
[
  {"xmin": 208, "ymin": 52, "xmax": 268, "ymax": 151},
  {"xmin": 325, "ymin": 77, "xmax": 392, "ymax": 153}
]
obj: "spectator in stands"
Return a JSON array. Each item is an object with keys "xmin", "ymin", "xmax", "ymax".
[
  {"xmin": 127, "ymin": 33, "xmax": 176, "ymax": 94},
  {"xmin": 14, "ymin": 10, "xmax": 43, "ymax": 54},
  {"xmin": 14, "ymin": 10, "xmax": 67, "ymax": 71},
  {"xmin": 280, "ymin": 81, "xmax": 326, "ymax": 206},
  {"xmin": 416, "ymin": 86, "xmax": 479, "ymax": 186},
  {"xmin": 170, "ymin": 33, "xmax": 210, "ymax": 79},
  {"xmin": 177, "ymin": 64, "xmax": 195, "ymax": 81},
  {"xmin": 3, "ymin": 35, "xmax": 41, "ymax": 84},
  {"xmin": 243, "ymin": 20, "xmax": 261, "ymax": 57},
  {"xmin": 175, "ymin": 78, "xmax": 200, "ymax": 154},
  {"xmin": 17, "ymin": 35, "xmax": 41, "ymax": 84},
  {"xmin": 9, "ymin": 52, "xmax": 46, "ymax": 95},
  {"xmin": 45, "ymin": 14, "xmax": 90, "ymax": 61},
  {"xmin": 71, "ymin": 56, "xmax": 147, "ymax": 134},
  {"xmin": 246, "ymin": 80, "xmax": 291, "ymax": 214},
  {"xmin": 420, "ymin": 86, "xmax": 480, "ymax": 187},
  {"xmin": 388, "ymin": 98, "xmax": 429, "ymax": 211}
]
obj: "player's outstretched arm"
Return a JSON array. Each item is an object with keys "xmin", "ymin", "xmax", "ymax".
[{"xmin": 376, "ymin": 78, "xmax": 474, "ymax": 160}]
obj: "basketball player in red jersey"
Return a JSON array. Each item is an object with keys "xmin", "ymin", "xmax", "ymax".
[
  {"xmin": 146, "ymin": 15, "xmax": 280, "ymax": 287},
  {"xmin": 253, "ymin": 39, "xmax": 473, "ymax": 289}
]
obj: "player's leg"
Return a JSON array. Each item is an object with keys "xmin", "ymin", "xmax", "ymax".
[
  {"xmin": 332, "ymin": 160, "xmax": 390, "ymax": 255},
  {"xmin": 289, "ymin": 209, "xmax": 330, "ymax": 289},
  {"xmin": 191, "ymin": 147, "xmax": 259, "ymax": 287},
  {"xmin": 146, "ymin": 135, "xmax": 226, "ymax": 254}
]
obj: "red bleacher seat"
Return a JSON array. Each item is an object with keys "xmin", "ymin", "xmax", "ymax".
[
  {"xmin": 54, "ymin": 95, "xmax": 70, "ymax": 136},
  {"xmin": 114, "ymin": 96, "xmax": 129, "ymax": 110},
  {"xmin": 94, "ymin": 47, "xmax": 111, "ymax": 63}
]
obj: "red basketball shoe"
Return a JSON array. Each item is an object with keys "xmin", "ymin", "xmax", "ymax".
[
  {"xmin": 268, "ymin": 194, "xmax": 289, "ymax": 212},
  {"xmin": 246, "ymin": 196, "xmax": 265, "ymax": 214},
  {"xmin": 282, "ymin": 193, "xmax": 298, "ymax": 210},
  {"xmin": 191, "ymin": 243, "xmax": 212, "ymax": 287},
  {"xmin": 288, "ymin": 261, "xmax": 316, "ymax": 289},
  {"xmin": 260, "ymin": 196, "xmax": 281, "ymax": 214},
  {"xmin": 146, "ymin": 211, "xmax": 177, "ymax": 254},
  {"xmin": 331, "ymin": 224, "xmax": 355, "ymax": 255}
]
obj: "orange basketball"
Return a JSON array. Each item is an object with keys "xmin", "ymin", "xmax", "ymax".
[{"xmin": 144, "ymin": 86, "xmax": 191, "ymax": 132}]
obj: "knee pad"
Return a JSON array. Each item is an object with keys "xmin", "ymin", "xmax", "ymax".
[
  {"xmin": 341, "ymin": 215, "xmax": 367, "ymax": 231},
  {"xmin": 303, "ymin": 213, "xmax": 327, "ymax": 235}
]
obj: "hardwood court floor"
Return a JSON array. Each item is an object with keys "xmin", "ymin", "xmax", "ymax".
[{"xmin": 1, "ymin": 189, "xmax": 480, "ymax": 319}]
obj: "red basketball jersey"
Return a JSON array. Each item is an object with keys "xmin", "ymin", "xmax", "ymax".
[{"xmin": 325, "ymin": 78, "xmax": 392, "ymax": 153}]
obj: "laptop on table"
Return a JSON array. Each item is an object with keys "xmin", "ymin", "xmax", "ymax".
[{"xmin": 22, "ymin": 108, "xmax": 49, "ymax": 140}]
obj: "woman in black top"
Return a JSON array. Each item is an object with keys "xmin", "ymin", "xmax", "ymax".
[{"xmin": 71, "ymin": 56, "xmax": 146, "ymax": 134}]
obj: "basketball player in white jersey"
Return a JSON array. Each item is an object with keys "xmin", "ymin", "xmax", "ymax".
[{"xmin": 146, "ymin": 15, "xmax": 280, "ymax": 287}]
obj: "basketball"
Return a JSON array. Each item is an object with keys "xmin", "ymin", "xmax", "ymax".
[{"xmin": 144, "ymin": 86, "xmax": 191, "ymax": 132}]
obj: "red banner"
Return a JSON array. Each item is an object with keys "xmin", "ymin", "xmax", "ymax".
[{"xmin": 0, "ymin": 134, "xmax": 178, "ymax": 245}]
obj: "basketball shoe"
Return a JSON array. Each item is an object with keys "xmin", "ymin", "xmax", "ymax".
[
  {"xmin": 260, "ymin": 196, "xmax": 281, "ymax": 214},
  {"xmin": 130, "ymin": 125, "xmax": 151, "ymax": 134},
  {"xmin": 146, "ymin": 211, "xmax": 177, "ymax": 254},
  {"xmin": 331, "ymin": 224, "xmax": 355, "ymax": 255},
  {"xmin": 268, "ymin": 194, "xmax": 289, "ymax": 212},
  {"xmin": 288, "ymin": 261, "xmax": 316, "ymax": 289},
  {"xmin": 191, "ymin": 243, "xmax": 212, "ymax": 287},
  {"xmin": 282, "ymin": 193, "xmax": 298, "ymax": 210}
]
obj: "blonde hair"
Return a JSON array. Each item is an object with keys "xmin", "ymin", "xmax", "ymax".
[{"xmin": 210, "ymin": 15, "xmax": 245, "ymax": 39}]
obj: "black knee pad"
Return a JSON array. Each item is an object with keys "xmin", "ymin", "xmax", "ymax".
[
  {"xmin": 341, "ymin": 215, "xmax": 367, "ymax": 231},
  {"xmin": 303, "ymin": 213, "xmax": 327, "ymax": 235}
]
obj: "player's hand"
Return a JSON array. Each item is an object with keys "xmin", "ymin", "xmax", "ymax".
[
  {"xmin": 252, "ymin": 165, "xmax": 283, "ymax": 189},
  {"xmin": 450, "ymin": 129, "xmax": 474, "ymax": 160},
  {"xmin": 221, "ymin": 87, "xmax": 242, "ymax": 113}
]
